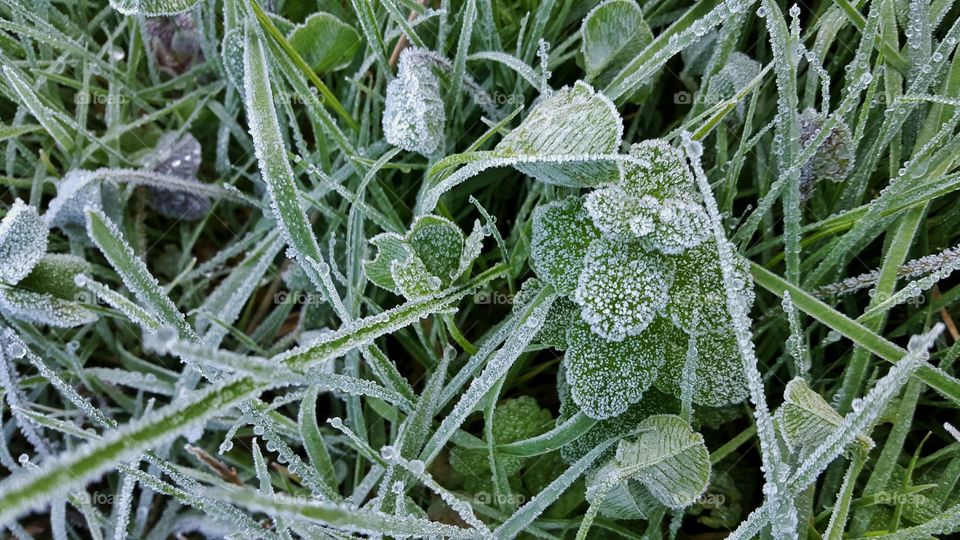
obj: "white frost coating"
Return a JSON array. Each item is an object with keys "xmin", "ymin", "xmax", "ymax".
[
  {"xmin": 775, "ymin": 378, "xmax": 873, "ymax": 458},
  {"xmin": 573, "ymin": 238, "xmax": 673, "ymax": 341},
  {"xmin": 0, "ymin": 199, "xmax": 47, "ymax": 283},
  {"xmin": 0, "ymin": 340, "xmax": 50, "ymax": 457},
  {"xmin": 946, "ymin": 422, "xmax": 960, "ymax": 443},
  {"xmin": 564, "ymin": 318, "xmax": 669, "ymax": 419},
  {"xmin": 726, "ymin": 325, "xmax": 944, "ymax": 540},
  {"xmin": 109, "ymin": 0, "xmax": 199, "ymax": 16},
  {"xmin": 781, "ymin": 292, "xmax": 809, "ymax": 376},
  {"xmin": 383, "ymin": 48, "xmax": 446, "ymax": 156},
  {"xmin": 391, "ymin": 455, "xmax": 490, "ymax": 533},
  {"xmin": 682, "ymin": 130, "xmax": 793, "ymax": 535},
  {"xmin": 654, "ymin": 328, "xmax": 749, "ymax": 407}
]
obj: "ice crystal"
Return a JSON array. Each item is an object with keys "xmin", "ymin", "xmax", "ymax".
[
  {"xmin": 776, "ymin": 378, "xmax": 873, "ymax": 457},
  {"xmin": 0, "ymin": 199, "xmax": 47, "ymax": 284},
  {"xmin": 44, "ymin": 170, "xmax": 102, "ymax": 238},
  {"xmin": 383, "ymin": 48, "xmax": 446, "ymax": 156},
  {"xmin": 654, "ymin": 328, "xmax": 749, "ymax": 407}
]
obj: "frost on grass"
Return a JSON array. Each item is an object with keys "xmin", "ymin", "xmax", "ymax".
[
  {"xmin": 530, "ymin": 196, "xmax": 600, "ymax": 295},
  {"xmin": 706, "ymin": 52, "xmax": 762, "ymax": 119},
  {"xmin": 495, "ymin": 80, "xmax": 623, "ymax": 186},
  {"xmin": 140, "ymin": 132, "xmax": 210, "ymax": 220},
  {"xmin": 564, "ymin": 317, "xmax": 672, "ymax": 419},
  {"xmin": 365, "ymin": 214, "xmax": 479, "ymax": 299},
  {"xmin": 383, "ymin": 48, "xmax": 446, "ymax": 156},
  {"xmin": 664, "ymin": 240, "xmax": 754, "ymax": 335},
  {"xmin": 573, "ymin": 237, "xmax": 673, "ymax": 341}
]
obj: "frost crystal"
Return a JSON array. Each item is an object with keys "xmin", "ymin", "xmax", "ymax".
[
  {"xmin": 383, "ymin": 48, "xmax": 446, "ymax": 156},
  {"xmin": 140, "ymin": 132, "xmax": 210, "ymax": 220},
  {"xmin": 574, "ymin": 238, "xmax": 673, "ymax": 341},
  {"xmin": 654, "ymin": 328, "xmax": 749, "ymax": 407},
  {"xmin": 0, "ymin": 199, "xmax": 47, "ymax": 284}
]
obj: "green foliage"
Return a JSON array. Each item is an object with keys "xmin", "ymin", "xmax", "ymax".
[{"xmin": 0, "ymin": 0, "xmax": 958, "ymax": 538}]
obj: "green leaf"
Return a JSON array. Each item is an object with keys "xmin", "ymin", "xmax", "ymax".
[
  {"xmin": 0, "ymin": 199, "xmax": 47, "ymax": 284},
  {"xmin": 299, "ymin": 386, "xmax": 339, "ymax": 496},
  {"xmin": 530, "ymin": 196, "xmax": 601, "ymax": 295},
  {"xmin": 17, "ymin": 254, "xmax": 92, "ymax": 301},
  {"xmin": 775, "ymin": 378, "xmax": 873, "ymax": 456},
  {"xmin": 608, "ymin": 414, "xmax": 711, "ymax": 509},
  {"xmin": 0, "ymin": 286, "xmax": 97, "ymax": 328},
  {"xmin": 581, "ymin": 0, "xmax": 653, "ymax": 86},
  {"xmin": 564, "ymin": 317, "xmax": 673, "ymax": 419},
  {"xmin": 287, "ymin": 12, "xmax": 360, "ymax": 73},
  {"xmin": 364, "ymin": 233, "xmax": 411, "ymax": 293},
  {"xmin": 664, "ymin": 240, "xmax": 754, "ymax": 335},
  {"xmin": 654, "ymin": 328, "xmax": 749, "ymax": 407},
  {"xmin": 494, "ymin": 81, "xmax": 623, "ymax": 187},
  {"xmin": 407, "ymin": 215, "xmax": 464, "ymax": 282}
]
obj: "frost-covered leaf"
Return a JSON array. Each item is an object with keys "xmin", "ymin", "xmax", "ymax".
[
  {"xmin": 392, "ymin": 252, "xmax": 437, "ymax": 298},
  {"xmin": 221, "ymin": 29, "xmax": 245, "ymax": 96},
  {"xmin": 654, "ymin": 328, "xmax": 749, "ymax": 407},
  {"xmin": 620, "ymin": 140, "xmax": 697, "ymax": 200},
  {"xmin": 797, "ymin": 107, "xmax": 855, "ymax": 194},
  {"xmin": 287, "ymin": 12, "xmax": 360, "ymax": 73},
  {"xmin": 564, "ymin": 317, "xmax": 673, "ymax": 419},
  {"xmin": 775, "ymin": 378, "xmax": 873, "ymax": 456},
  {"xmin": 16, "ymin": 254, "xmax": 92, "ymax": 301},
  {"xmin": 705, "ymin": 52, "xmax": 761, "ymax": 120},
  {"xmin": 664, "ymin": 240, "xmax": 754, "ymax": 335},
  {"xmin": 495, "ymin": 81, "xmax": 623, "ymax": 187},
  {"xmin": 0, "ymin": 286, "xmax": 98, "ymax": 328},
  {"xmin": 364, "ymin": 233, "xmax": 412, "ymax": 293},
  {"xmin": 585, "ymin": 462, "xmax": 660, "ymax": 519},
  {"xmin": 626, "ymin": 196, "xmax": 710, "ymax": 254},
  {"xmin": 537, "ymin": 295, "xmax": 578, "ymax": 350},
  {"xmin": 140, "ymin": 133, "xmax": 210, "ymax": 221},
  {"xmin": 0, "ymin": 199, "xmax": 47, "ymax": 284},
  {"xmin": 407, "ymin": 215, "xmax": 464, "ymax": 282},
  {"xmin": 383, "ymin": 48, "xmax": 445, "ymax": 156},
  {"xmin": 109, "ymin": 0, "xmax": 199, "ymax": 16},
  {"xmin": 581, "ymin": 0, "xmax": 652, "ymax": 87},
  {"xmin": 573, "ymin": 238, "xmax": 674, "ymax": 341},
  {"xmin": 45, "ymin": 170, "xmax": 102, "ymax": 238},
  {"xmin": 449, "ymin": 396, "xmax": 553, "ymax": 493},
  {"xmin": 145, "ymin": 13, "xmax": 203, "ymax": 76},
  {"xmin": 531, "ymin": 196, "xmax": 601, "ymax": 295},
  {"xmin": 611, "ymin": 414, "xmax": 710, "ymax": 509}
]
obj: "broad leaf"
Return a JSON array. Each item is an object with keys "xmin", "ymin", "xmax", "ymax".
[
  {"xmin": 530, "ymin": 196, "xmax": 600, "ymax": 295},
  {"xmin": 581, "ymin": 0, "xmax": 653, "ymax": 87},
  {"xmin": 0, "ymin": 199, "xmax": 47, "ymax": 284},
  {"xmin": 287, "ymin": 13, "xmax": 360, "ymax": 73},
  {"xmin": 775, "ymin": 378, "xmax": 873, "ymax": 456}
]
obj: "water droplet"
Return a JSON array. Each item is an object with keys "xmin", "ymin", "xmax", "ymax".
[{"xmin": 409, "ymin": 459, "xmax": 425, "ymax": 475}]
